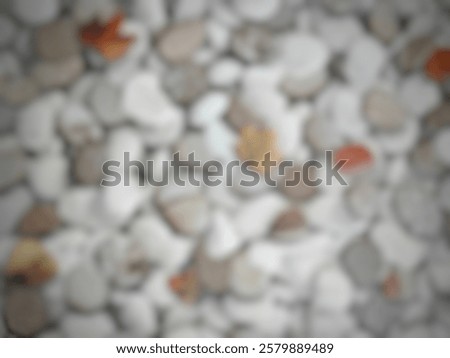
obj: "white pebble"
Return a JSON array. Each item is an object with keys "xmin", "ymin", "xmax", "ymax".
[
  {"xmin": 13, "ymin": 0, "xmax": 60, "ymax": 26},
  {"xmin": 400, "ymin": 74, "xmax": 442, "ymax": 118},
  {"xmin": 232, "ymin": 0, "xmax": 280, "ymax": 22},
  {"xmin": 61, "ymin": 312, "xmax": 116, "ymax": 338},
  {"xmin": 0, "ymin": 186, "xmax": 33, "ymax": 234},
  {"xmin": 230, "ymin": 252, "xmax": 269, "ymax": 298},
  {"xmin": 190, "ymin": 91, "xmax": 230, "ymax": 128},
  {"xmin": 208, "ymin": 58, "xmax": 243, "ymax": 87}
]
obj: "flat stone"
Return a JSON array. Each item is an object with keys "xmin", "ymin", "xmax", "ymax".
[
  {"xmin": 364, "ymin": 88, "xmax": 407, "ymax": 132},
  {"xmin": 393, "ymin": 179, "xmax": 443, "ymax": 238},
  {"xmin": 231, "ymin": 25, "xmax": 271, "ymax": 63},
  {"xmin": 65, "ymin": 261, "xmax": 109, "ymax": 312},
  {"xmin": 157, "ymin": 20, "xmax": 205, "ymax": 64},
  {"xmin": 74, "ymin": 142, "xmax": 105, "ymax": 185},
  {"xmin": 160, "ymin": 195, "xmax": 210, "ymax": 237},
  {"xmin": 35, "ymin": 19, "xmax": 80, "ymax": 60},
  {"xmin": 195, "ymin": 246, "xmax": 232, "ymax": 294},
  {"xmin": 230, "ymin": 251, "xmax": 269, "ymax": 298},
  {"xmin": 0, "ymin": 136, "xmax": 26, "ymax": 191},
  {"xmin": 32, "ymin": 55, "xmax": 84, "ymax": 89},
  {"xmin": 61, "ymin": 312, "xmax": 116, "ymax": 338},
  {"xmin": 5, "ymin": 238, "xmax": 57, "ymax": 285},
  {"xmin": 5, "ymin": 287, "xmax": 48, "ymax": 337},
  {"xmin": 163, "ymin": 64, "xmax": 207, "ymax": 105},
  {"xmin": 12, "ymin": 0, "xmax": 60, "ymax": 26},
  {"xmin": 18, "ymin": 204, "xmax": 60, "ymax": 236},
  {"xmin": 341, "ymin": 237, "xmax": 384, "ymax": 287},
  {"xmin": 368, "ymin": 1, "xmax": 399, "ymax": 44},
  {"xmin": 0, "ymin": 186, "xmax": 33, "ymax": 234},
  {"xmin": 398, "ymin": 36, "xmax": 435, "ymax": 73}
]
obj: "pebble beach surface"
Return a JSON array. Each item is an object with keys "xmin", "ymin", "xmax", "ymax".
[{"xmin": 0, "ymin": 0, "xmax": 450, "ymax": 338}]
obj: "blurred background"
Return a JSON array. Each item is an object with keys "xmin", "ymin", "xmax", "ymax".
[{"xmin": 0, "ymin": 0, "xmax": 450, "ymax": 338}]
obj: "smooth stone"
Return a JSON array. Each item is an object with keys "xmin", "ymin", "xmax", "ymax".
[
  {"xmin": 364, "ymin": 87, "xmax": 407, "ymax": 132},
  {"xmin": 174, "ymin": 0, "xmax": 209, "ymax": 20},
  {"xmin": 278, "ymin": 165, "xmax": 318, "ymax": 202},
  {"xmin": 0, "ymin": 186, "xmax": 33, "ymax": 234},
  {"xmin": 173, "ymin": 132, "xmax": 209, "ymax": 166},
  {"xmin": 424, "ymin": 102, "xmax": 450, "ymax": 134},
  {"xmin": 317, "ymin": 16, "xmax": 363, "ymax": 54},
  {"xmin": 341, "ymin": 237, "xmax": 384, "ymax": 287},
  {"xmin": 17, "ymin": 92, "xmax": 65, "ymax": 153},
  {"xmin": 89, "ymin": 79, "xmax": 124, "ymax": 126},
  {"xmin": 74, "ymin": 142, "xmax": 105, "ymax": 185},
  {"xmin": 0, "ymin": 15, "xmax": 15, "ymax": 47},
  {"xmin": 28, "ymin": 153, "xmax": 68, "ymax": 201},
  {"xmin": 13, "ymin": 0, "xmax": 60, "ymax": 26},
  {"xmin": 398, "ymin": 36, "xmax": 435, "ymax": 73},
  {"xmin": 0, "ymin": 136, "xmax": 26, "ymax": 191},
  {"xmin": 157, "ymin": 20, "xmax": 205, "ymax": 64},
  {"xmin": 98, "ymin": 233, "xmax": 151, "ymax": 289},
  {"xmin": 133, "ymin": 0, "xmax": 167, "ymax": 32},
  {"xmin": 411, "ymin": 139, "xmax": 444, "ymax": 177},
  {"xmin": 5, "ymin": 287, "xmax": 48, "ymax": 337},
  {"xmin": 432, "ymin": 129, "xmax": 450, "ymax": 167},
  {"xmin": 58, "ymin": 102, "xmax": 102, "ymax": 146},
  {"xmin": 208, "ymin": 58, "xmax": 243, "ymax": 87},
  {"xmin": 35, "ymin": 19, "xmax": 80, "ymax": 60},
  {"xmin": 0, "ymin": 76, "xmax": 39, "ymax": 106},
  {"xmin": 32, "ymin": 55, "xmax": 84, "ymax": 89},
  {"xmin": 160, "ymin": 195, "xmax": 210, "ymax": 237},
  {"xmin": 310, "ymin": 310, "xmax": 359, "ymax": 338},
  {"xmin": 65, "ymin": 261, "xmax": 109, "ymax": 312},
  {"xmin": 106, "ymin": 126, "xmax": 144, "ymax": 167},
  {"xmin": 343, "ymin": 36, "xmax": 387, "ymax": 90},
  {"xmin": 370, "ymin": 219, "xmax": 426, "ymax": 271},
  {"xmin": 189, "ymin": 91, "xmax": 230, "ymax": 128},
  {"xmin": 122, "ymin": 72, "xmax": 183, "ymax": 129},
  {"xmin": 226, "ymin": 96, "xmax": 263, "ymax": 130},
  {"xmin": 232, "ymin": 0, "xmax": 280, "ymax": 22},
  {"xmin": 368, "ymin": 1, "xmax": 399, "ymax": 44},
  {"xmin": 427, "ymin": 243, "xmax": 450, "ymax": 294},
  {"xmin": 204, "ymin": 210, "xmax": 242, "ymax": 260},
  {"xmin": 345, "ymin": 179, "xmax": 381, "ymax": 219},
  {"xmin": 112, "ymin": 292, "xmax": 157, "ymax": 337},
  {"xmin": 400, "ymin": 74, "xmax": 441, "ymax": 118},
  {"xmin": 230, "ymin": 251, "xmax": 269, "ymax": 298},
  {"xmin": 19, "ymin": 204, "xmax": 60, "ymax": 236},
  {"xmin": 231, "ymin": 25, "xmax": 271, "ymax": 63},
  {"xmin": 195, "ymin": 247, "xmax": 232, "ymax": 294},
  {"xmin": 304, "ymin": 112, "xmax": 343, "ymax": 152},
  {"xmin": 271, "ymin": 208, "xmax": 306, "ymax": 237},
  {"xmin": 393, "ymin": 179, "xmax": 443, "ymax": 238},
  {"xmin": 163, "ymin": 64, "xmax": 207, "ymax": 105},
  {"xmin": 61, "ymin": 312, "xmax": 116, "ymax": 338},
  {"xmin": 206, "ymin": 21, "xmax": 230, "ymax": 53}
]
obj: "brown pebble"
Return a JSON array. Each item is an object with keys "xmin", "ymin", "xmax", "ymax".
[
  {"xmin": 157, "ymin": 21, "xmax": 205, "ymax": 64},
  {"xmin": 278, "ymin": 165, "xmax": 318, "ymax": 202},
  {"xmin": 5, "ymin": 238, "xmax": 57, "ymax": 285},
  {"xmin": 18, "ymin": 204, "xmax": 60, "ymax": 236},
  {"xmin": 226, "ymin": 96, "xmax": 263, "ymax": 130},
  {"xmin": 271, "ymin": 208, "xmax": 305, "ymax": 233},
  {"xmin": 382, "ymin": 272, "xmax": 401, "ymax": 300},
  {"xmin": 169, "ymin": 267, "xmax": 200, "ymax": 304},
  {"xmin": 424, "ymin": 101, "xmax": 450, "ymax": 133},
  {"xmin": 5, "ymin": 286, "xmax": 48, "ymax": 337},
  {"xmin": 195, "ymin": 247, "xmax": 231, "ymax": 294},
  {"xmin": 364, "ymin": 88, "xmax": 406, "ymax": 132},
  {"xmin": 74, "ymin": 142, "xmax": 105, "ymax": 184},
  {"xmin": 398, "ymin": 36, "xmax": 435, "ymax": 72}
]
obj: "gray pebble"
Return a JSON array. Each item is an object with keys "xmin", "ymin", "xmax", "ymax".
[
  {"xmin": 0, "ymin": 136, "xmax": 25, "ymax": 191},
  {"xmin": 163, "ymin": 64, "xmax": 207, "ymax": 105},
  {"xmin": 231, "ymin": 25, "xmax": 271, "ymax": 63}
]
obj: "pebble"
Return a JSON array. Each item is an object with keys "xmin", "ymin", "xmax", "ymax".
[
  {"xmin": 424, "ymin": 101, "xmax": 450, "ymax": 134},
  {"xmin": 17, "ymin": 92, "xmax": 65, "ymax": 153},
  {"xmin": 432, "ymin": 129, "xmax": 450, "ymax": 167},
  {"xmin": 122, "ymin": 72, "xmax": 183, "ymax": 129},
  {"xmin": 160, "ymin": 195, "xmax": 210, "ymax": 237},
  {"xmin": 0, "ymin": 136, "xmax": 25, "ymax": 191},
  {"xmin": 0, "ymin": 186, "xmax": 33, "ymax": 234},
  {"xmin": 398, "ymin": 36, "xmax": 435, "ymax": 73},
  {"xmin": 317, "ymin": 16, "xmax": 363, "ymax": 54},
  {"xmin": 5, "ymin": 287, "xmax": 48, "ymax": 337},
  {"xmin": 427, "ymin": 243, "xmax": 450, "ymax": 294},
  {"xmin": 18, "ymin": 204, "xmax": 60, "ymax": 236},
  {"xmin": 112, "ymin": 292, "xmax": 157, "ymax": 337},
  {"xmin": 0, "ymin": 15, "xmax": 15, "ymax": 47},
  {"xmin": 74, "ymin": 142, "xmax": 105, "ymax": 184},
  {"xmin": 208, "ymin": 58, "xmax": 243, "ymax": 87},
  {"xmin": 13, "ymin": 0, "xmax": 60, "ymax": 26},
  {"xmin": 393, "ymin": 179, "xmax": 443, "ymax": 238},
  {"xmin": 61, "ymin": 312, "xmax": 116, "ymax": 338},
  {"xmin": 195, "ymin": 247, "xmax": 232, "ymax": 294},
  {"xmin": 229, "ymin": 251, "xmax": 269, "ymax": 298},
  {"xmin": 271, "ymin": 208, "xmax": 306, "ymax": 236},
  {"xmin": 278, "ymin": 165, "xmax": 318, "ymax": 202},
  {"xmin": 58, "ymin": 102, "xmax": 102, "ymax": 146},
  {"xmin": 410, "ymin": 139, "xmax": 444, "ymax": 177},
  {"xmin": 157, "ymin": 20, "xmax": 205, "ymax": 64},
  {"xmin": 368, "ymin": 1, "xmax": 399, "ymax": 44},
  {"xmin": 163, "ymin": 64, "xmax": 207, "ymax": 105},
  {"xmin": 65, "ymin": 261, "xmax": 109, "ymax": 312},
  {"xmin": 89, "ymin": 79, "xmax": 124, "ymax": 126},
  {"xmin": 231, "ymin": 25, "xmax": 271, "ymax": 63},
  {"xmin": 0, "ymin": 76, "xmax": 39, "ymax": 106},
  {"xmin": 370, "ymin": 219, "xmax": 426, "ymax": 271},
  {"xmin": 204, "ymin": 210, "xmax": 242, "ymax": 260},
  {"xmin": 226, "ymin": 96, "xmax": 262, "ymax": 130},
  {"xmin": 206, "ymin": 21, "xmax": 230, "ymax": 53},
  {"xmin": 189, "ymin": 91, "xmax": 230, "ymax": 128},
  {"xmin": 35, "ymin": 19, "xmax": 80, "ymax": 60},
  {"xmin": 364, "ymin": 87, "xmax": 407, "ymax": 132},
  {"xmin": 400, "ymin": 74, "xmax": 441, "ymax": 118},
  {"xmin": 439, "ymin": 176, "xmax": 450, "ymax": 212},
  {"xmin": 32, "ymin": 55, "xmax": 84, "ymax": 89},
  {"xmin": 6, "ymin": 238, "xmax": 57, "ymax": 285},
  {"xmin": 175, "ymin": 0, "xmax": 208, "ymax": 20},
  {"xmin": 304, "ymin": 112, "xmax": 343, "ymax": 152},
  {"xmin": 132, "ymin": 0, "xmax": 167, "ymax": 32},
  {"xmin": 341, "ymin": 237, "xmax": 384, "ymax": 287},
  {"xmin": 169, "ymin": 267, "xmax": 200, "ymax": 303},
  {"xmin": 345, "ymin": 179, "xmax": 380, "ymax": 219},
  {"xmin": 232, "ymin": 0, "xmax": 280, "ymax": 23},
  {"xmin": 28, "ymin": 153, "xmax": 68, "ymax": 201},
  {"xmin": 343, "ymin": 36, "xmax": 387, "ymax": 90}
]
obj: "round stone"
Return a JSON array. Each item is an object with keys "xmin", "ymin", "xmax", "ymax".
[
  {"xmin": 65, "ymin": 261, "xmax": 109, "ymax": 312},
  {"xmin": 208, "ymin": 58, "xmax": 243, "ymax": 87},
  {"xmin": 5, "ymin": 287, "xmax": 48, "ymax": 337},
  {"xmin": 163, "ymin": 64, "xmax": 207, "ymax": 105},
  {"xmin": 341, "ymin": 237, "xmax": 383, "ymax": 287},
  {"xmin": 368, "ymin": 1, "xmax": 399, "ymax": 44},
  {"xmin": 13, "ymin": 0, "xmax": 60, "ymax": 26},
  {"xmin": 19, "ymin": 204, "xmax": 60, "ymax": 236},
  {"xmin": 189, "ymin": 91, "xmax": 230, "ymax": 128},
  {"xmin": 32, "ymin": 55, "xmax": 84, "ymax": 89},
  {"xmin": 35, "ymin": 19, "xmax": 80, "ymax": 60}
]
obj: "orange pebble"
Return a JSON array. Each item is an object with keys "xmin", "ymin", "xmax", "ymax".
[
  {"xmin": 425, "ymin": 48, "xmax": 450, "ymax": 82},
  {"xmin": 334, "ymin": 144, "xmax": 373, "ymax": 173}
]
